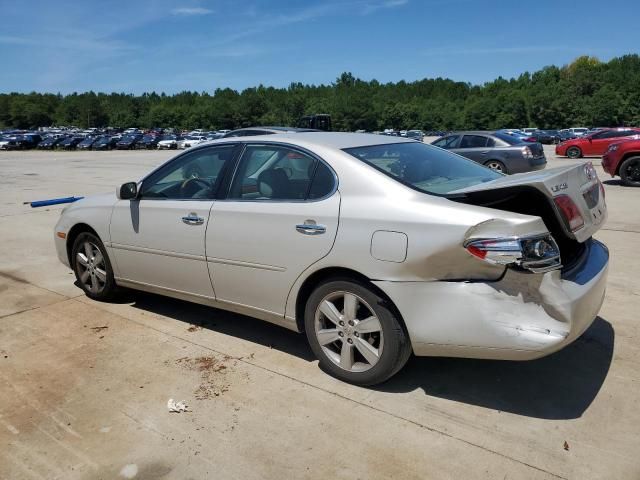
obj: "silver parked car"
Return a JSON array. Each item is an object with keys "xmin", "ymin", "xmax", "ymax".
[
  {"xmin": 432, "ymin": 131, "xmax": 546, "ymax": 174},
  {"xmin": 54, "ymin": 133, "xmax": 608, "ymax": 385}
]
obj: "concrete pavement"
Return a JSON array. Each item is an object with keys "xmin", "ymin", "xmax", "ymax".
[{"xmin": 1, "ymin": 146, "xmax": 638, "ymax": 479}]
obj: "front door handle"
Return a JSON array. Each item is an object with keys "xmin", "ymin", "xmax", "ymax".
[
  {"xmin": 182, "ymin": 213, "xmax": 204, "ymax": 225},
  {"xmin": 296, "ymin": 220, "xmax": 326, "ymax": 235}
]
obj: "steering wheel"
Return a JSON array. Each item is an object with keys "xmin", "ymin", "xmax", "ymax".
[{"xmin": 180, "ymin": 177, "xmax": 210, "ymax": 197}]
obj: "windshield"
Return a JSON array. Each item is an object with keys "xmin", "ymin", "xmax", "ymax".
[{"xmin": 343, "ymin": 142, "xmax": 501, "ymax": 195}]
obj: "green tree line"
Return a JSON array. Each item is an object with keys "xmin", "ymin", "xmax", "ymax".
[{"xmin": 1, "ymin": 55, "xmax": 639, "ymax": 131}]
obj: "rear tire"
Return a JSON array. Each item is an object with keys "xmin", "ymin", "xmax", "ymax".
[
  {"xmin": 566, "ymin": 146, "xmax": 582, "ymax": 159},
  {"xmin": 620, "ymin": 156, "xmax": 640, "ymax": 187},
  {"xmin": 484, "ymin": 160, "xmax": 508, "ymax": 174},
  {"xmin": 71, "ymin": 232, "xmax": 118, "ymax": 301},
  {"xmin": 304, "ymin": 279, "xmax": 411, "ymax": 386}
]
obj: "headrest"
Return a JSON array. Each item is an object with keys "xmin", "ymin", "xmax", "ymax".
[{"xmin": 257, "ymin": 168, "xmax": 289, "ymax": 198}]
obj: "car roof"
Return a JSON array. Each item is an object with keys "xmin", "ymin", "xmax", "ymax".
[
  {"xmin": 227, "ymin": 126, "xmax": 319, "ymax": 134},
  {"xmin": 445, "ymin": 131, "xmax": 499, "ymax": 136},
  {"xmin": 204, "ymin": 132, "xmax": 416, "ymax": 150}
]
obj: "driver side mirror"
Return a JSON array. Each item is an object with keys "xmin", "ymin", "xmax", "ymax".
[{"xmin": 117, "ymin": 182, "xmax": 138, "ymax": 200}]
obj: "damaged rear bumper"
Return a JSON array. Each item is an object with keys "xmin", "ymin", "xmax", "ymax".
[{"xmin": 374, "ymin": 239, "xmax": 608, "ymax": 361}]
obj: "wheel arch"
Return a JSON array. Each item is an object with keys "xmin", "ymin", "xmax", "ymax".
[
  {"xmin": 293, "ymin": 266, "xmax": 408, "ymax": 336},
  {"xmin": 567, "ymin": 145, "xmax": 582, "ymax": 157},
  {"xmin": 66, "ymin": 223, "xmax": 100, "ymax": 266},
  {"xmin": 616, "ymin": 152, "xmax": 640, "ymax": 176}
]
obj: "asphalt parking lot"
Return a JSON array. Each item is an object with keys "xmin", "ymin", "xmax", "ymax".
[{"xmin": 1, "ymin": 142, "xmax": 639, "ymax": 479}]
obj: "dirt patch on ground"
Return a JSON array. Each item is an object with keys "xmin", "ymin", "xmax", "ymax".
[{"xmin": 173, "ymin": 356, "xmax": 232, "ymax": 400}]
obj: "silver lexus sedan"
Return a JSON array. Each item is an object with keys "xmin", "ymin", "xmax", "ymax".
[{"xmin": 54, "ymin": 133, "xmax": 609, "ymax": 385}]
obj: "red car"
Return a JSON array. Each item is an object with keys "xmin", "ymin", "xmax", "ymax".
[
  {"xmin": 555, "ymin": 128, "xmax": 640, "ymax": 158},
  {"xmin": 602, "ymin": 137, "xmax": 640, "ymax": 186}
]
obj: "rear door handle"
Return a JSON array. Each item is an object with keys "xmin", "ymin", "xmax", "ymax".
[
  {"xmin": 182, "ymin": 213, "xmax": 204, "ymax": 225},
  {"xmin": 296, "ymin": 221, "xmax": 326, "ymax": 235},
  {"xmin": 481, "ymin": 150, "xmax": 490, "ymax": 154}
]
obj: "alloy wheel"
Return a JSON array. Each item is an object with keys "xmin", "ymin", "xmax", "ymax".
[
  {"xmin": 314, "ymin": 291, "xmax": 384, "ymax": 372},
  {"xmin": 486, "ymin": 161, "xmax": 505, "ymax": 173},
  {"xmin": 567, "ymin": 147, "xmax": 581, "ymax": 159},
  {"xmin": 76, "ymin": 240, "xmax": 107, "ymax": 294},
  {"xmin": 624, "ymin": 159, "xmax": 640, "ymax": 182}
]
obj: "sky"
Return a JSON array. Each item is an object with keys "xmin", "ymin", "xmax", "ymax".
[{"xmin": 0, "ymin": 0, "xmax": 638, "ymax": 94}]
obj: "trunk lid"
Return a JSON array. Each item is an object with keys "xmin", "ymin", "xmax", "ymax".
[
  {"xmin": 450, "ymin": 163, "xmax": 607, "ymax": 243},
  {"xmin": 527, "ymin": 142, "xmax": 545, "ymax": 158}
]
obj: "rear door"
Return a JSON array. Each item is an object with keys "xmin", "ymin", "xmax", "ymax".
[
  {"xmin": 206, "ymin": 143, "xmax": 340, "ymax": 316},
  {"xmin": 453, "ymin": 134, "xmax": 491, "ymax": 163}
]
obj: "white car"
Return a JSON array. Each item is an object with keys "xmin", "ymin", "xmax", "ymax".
[
  {"xmin": 54, "ymin": 133, "xmax": 609, "ymax": 385},
  {"xmin": 569, "ymin": 127, "xmax": 590, "ymax": 137},
  {"xmin": 157, "ymin": 135, "xmax": 179, "ymax": 150},
  {"xmin": 178, "ymin": 136, "xmax": 207, "ymax": 149}
]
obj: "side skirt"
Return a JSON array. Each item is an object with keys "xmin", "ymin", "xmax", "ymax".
[{"xmin": 115, "ymin": 277, "xmax": 299, "ymax": 332}]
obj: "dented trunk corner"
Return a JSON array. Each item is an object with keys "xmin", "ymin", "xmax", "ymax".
[{"xmin": 374, "ymin": 239, "xmax": 609, "ymax": 360}]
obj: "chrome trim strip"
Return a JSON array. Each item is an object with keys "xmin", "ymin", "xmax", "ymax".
[
  {"xmin": 115, "ymin": 277, "xmax": 214, "ymax": 300},
  {"xmin": 206, "ymin": 256, "xmax": 286, "ymax": 272},
  {"xmin": 111, "ymin": 243, "xmax": 206, "ymax": 262}
]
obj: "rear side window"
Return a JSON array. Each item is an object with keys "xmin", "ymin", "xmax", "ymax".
[
  {"xmin": 459, "ymin": 135, "xmax": 488, "ymax": 148},
  {"xmin": 308, "ymin": 161, "xmax": 335, "ymax": 199},
  {"xmin": 228, "ymin": 145, "xmax": 335, "ymax": 201},
  {"xmin": 493, "ymin": 132, "xmax": 522, "ymax": 145}
]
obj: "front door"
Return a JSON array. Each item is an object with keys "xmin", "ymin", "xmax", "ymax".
[
  {"xmin": 206, "ymin": 143, "xmax": 340, "ymax": 316},
  {"xmin": 109, "ymin": 144, "xmax": 237, "ymax": 298}
]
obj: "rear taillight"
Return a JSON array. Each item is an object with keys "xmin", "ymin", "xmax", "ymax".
[
  {"xmin": 465, "ymin": 235, "xmax": 561, "ymax": 273},
  {"xmin": 521, "ymin": 146, "xmax": 533, "ymax": 158},
  {"xmin": 554, "ymin": 195, "xmax": 584, "ymax": 232},
  {"xmin": 524, "ymin": 137, "xmax": 536, "ymax": 142}
]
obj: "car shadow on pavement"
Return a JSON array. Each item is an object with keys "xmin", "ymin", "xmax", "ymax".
[
  {"xmin": 128, "ymin": 291, "xmax": 316, "ymax": 362},
  {"xmin": 603, "ymin": 179, "xmax": 624, "ymax": 186},
  {"xmin": 373, "ymin": 317, "xmax": 614, "ymax": 420},
  {"xmin": 124, "ymin": 290, "xmax": 613, "ymax": 420}
]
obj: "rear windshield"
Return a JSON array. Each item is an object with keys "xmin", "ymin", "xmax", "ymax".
[
  {"xmin": 343, "ymin": 142, "xmax": 501, "ymax": 195},
  {"xmin": 493, "ymin": 132, "xmax": 526, "ymax": 145}
]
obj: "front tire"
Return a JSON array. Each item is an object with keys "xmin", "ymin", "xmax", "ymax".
[
  {"xmin": 620, "ymin": 156, "xmax": 640, "ymax": 187},
  {"xmin": 71, "ymin": 232, "xmax": 118, "ymax": 301},
  {"xmin": 566, "ymin": 146, "xmax": 582, "ymax": 159},
  {"xmin": 304, "ymin": 279, "xmax": 411, "ymax": 386}
]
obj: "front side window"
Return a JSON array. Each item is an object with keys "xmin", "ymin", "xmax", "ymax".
[
  {"xmin": 344, "ymin": 142, "xmax": 501, "ymax": 195},
  {"xmin": 610, "ymin": 130, "xmax": 636, "ymax": 138},
  {"xmin": 141, "ymin": 145, "xmax": 236, "ymax": 200},
  {"xmin": 229, "ymin": 145, "xmax": 334, "ymax": 200}
]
